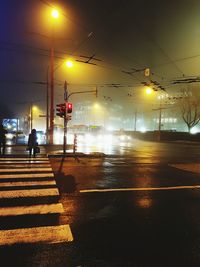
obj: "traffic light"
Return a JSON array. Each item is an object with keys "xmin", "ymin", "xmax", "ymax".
[
  {"xmin": 56, "ymin": 103, "xmax": 66, "ymax": 117},
  {"xmin": 67, "ymin": 102, "xmax": 73, "ymax": 113}
]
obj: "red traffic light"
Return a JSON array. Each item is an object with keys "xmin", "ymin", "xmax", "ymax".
[{"xmin": 67, "ymin": 102, "xmax": 73, "ymax": 113}]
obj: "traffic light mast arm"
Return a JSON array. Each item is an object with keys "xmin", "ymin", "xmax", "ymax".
[{"xmin": 67, "ymin": 89, "xmax": 98, "ymax": 100}]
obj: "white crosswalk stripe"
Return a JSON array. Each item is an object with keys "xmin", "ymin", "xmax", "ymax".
[
  {"xmin": 0, "ymin": 161, "xmax": 50, "ymax": 164},
  {"xmin": 0, "ymin": 180, "xmax": 56, "ymax": 187},
  {"xmin": 0, "ymin": 173, "xmax": 54, "ymax": 179},
  {"xmin": 0, "ymin": 157, "xmax": 49, "ymax": 161},
  {"xmin": 0, "ymin": 225, "xmax": 73, "ymax": 245},
  {"xmin": 0, "ymin": 164, "xmax": 51, "ymax": 167},
  {"xmin": 0, "ymin": 188, "xmax": 59, "ymax": 198},
  {"xmin": 0, "ymin": 167, "xmax": 53, "ymax": 172},
  {"xmin": 0, "ymin": 203, "xmax": 64, "ymax": 216},
  {"xmin": 0, "ymin": 156, "xmax": 73, "ymax": 246}
]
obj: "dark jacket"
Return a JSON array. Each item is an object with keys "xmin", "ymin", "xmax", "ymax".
[{"xmin": 28, "ymin": 131, "xmax": 38, "ymax": 148}]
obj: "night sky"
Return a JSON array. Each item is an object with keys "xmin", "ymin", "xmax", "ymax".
[{"xmin": 1, "ymin": 0, "xmax": 200, "ymax": 120}]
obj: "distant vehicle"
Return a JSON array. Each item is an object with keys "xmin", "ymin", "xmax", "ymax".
[
  {"xmin": 36, "ymin": 131, "xmax": 46, "ymax": 144},
  {"xmin": 6, "ymin": 131, "xmax": 26, "ymax": 144}
]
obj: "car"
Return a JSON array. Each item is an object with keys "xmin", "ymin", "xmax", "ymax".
[{"xmin": 6, "ymin": 131, "xmax": 26, "ymax": 144}]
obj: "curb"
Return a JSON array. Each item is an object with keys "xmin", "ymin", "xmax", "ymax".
[{"xmin": 47, "ymin": 152, "xmax": 106, "ymax": 158}]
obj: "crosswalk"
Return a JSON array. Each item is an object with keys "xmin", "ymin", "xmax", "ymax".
[{"xmin": 0, "ymin": 156, "xmax": 73, "ymax": 246}]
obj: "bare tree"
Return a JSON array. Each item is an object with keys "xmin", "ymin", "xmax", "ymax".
[{"xmin": 178, "ymin": 89, "xmax": 200, "ymax": 132}]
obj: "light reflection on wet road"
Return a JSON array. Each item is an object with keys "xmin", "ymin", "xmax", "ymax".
[
  {"xmin": 2, "ymin": 140, "xmax": 200, "ymax": 266},
  {"xmin": 48, "ymin": 140, "xmax": 200, "ymax": 266},
  {"xmin": 75, "ymin": 139, "xmax": 200, "ymax": 164}
]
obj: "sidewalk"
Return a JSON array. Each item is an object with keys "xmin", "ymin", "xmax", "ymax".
[
  {"xmin": 2, "ymin": 145, "xmax": 106, "ymax": 158},
  {"xmin": 2, "ymin": 145, "xmax": 47, "ymax": 157}
]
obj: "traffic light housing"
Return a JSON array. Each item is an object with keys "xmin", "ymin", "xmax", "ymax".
[
  {"xmin": 67, "ymin": 102, "xmax": 72, "ymax": 113},
  {"xmin": 56, "ymin": 103, "xmax": 66, "ymax": 117}
]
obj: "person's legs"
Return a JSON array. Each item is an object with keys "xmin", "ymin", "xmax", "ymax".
[
  {"xmin": 0, "ymin": 140, "xmax": 3, "ymax": 155},
  {"xmin": 33, "ymin": 147, "xmax": 36, "ymax": 158},
  {"xmin": 29, "ymin": 147, "xmax": 32, "ymax": 157},
  {"xmin": 2, "ymin": 140, "xmax": 6, "ymax": 155}
]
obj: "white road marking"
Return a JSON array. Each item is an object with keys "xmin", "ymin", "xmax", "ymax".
[
  {"xmin": 169, "ymin": 163, "xmax": 200, "ymax": 174},
  {"xmin": 0, "ymin": 188, "xmax": 59, "ymax": 198},
  {"xmin": 0, "ymin": 158, "xmax": 49, "ymax": 161},
  {"xmin": 0, "ymin": 180, "xmax": 56, "ymax": 187},
  {"xmin": 0, "ymin": 164, "xmax": 51, "ymax": 167},
  {"xmin": 0, "ymin": 161, "xmax": 49, "ymax": 167},
  {"xmin": 0, "ymin": 168, "xmax": 52, "ymax": 173},
  {"xmin": 0, "ymin": 224, "xmax": 73, "ymax": 245},
  {"xmin": 0, "ymin": 157, "xmax": 73, "ymax": 245},
  {"xmin": 0, "ymin": 161, "xmax": 49, "ymax": 165},
  {"xmin": 0, "ymin": 173, "xmax": 54, "ymax": 179},
  {"xmin": 0, "ymin": 203, "xmax": 64, "ymax": 216},
  {"xmin": 80, "ymin": 185, "xmax": 200, "ymax": 193}
]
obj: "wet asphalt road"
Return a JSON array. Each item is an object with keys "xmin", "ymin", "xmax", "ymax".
[{"xmin": 1, "ymin": 140, "xmax": 200, "ymax": 266}]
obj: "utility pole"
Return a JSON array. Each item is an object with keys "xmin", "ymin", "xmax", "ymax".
[
  {"xmin": 153, "ymin": 104, "xmax": 167, "ymax": 141},
  {"xmin": 134, "ymin": 110, "xmax": 137, "ymax": 131},
  {"xmin": 49, "ymin": 30, "xmax": 55, "ymax": 144},
  {"xmin": 63, "ymin": 81, "xmax": 68, "ymax": 154},
  {"xmin": 30, "ymin": 102, "xmax": 33, "ymax": 132},
  {"xmin": 46, "ymin": 67, "xmax": 49, "ymax": 144}
]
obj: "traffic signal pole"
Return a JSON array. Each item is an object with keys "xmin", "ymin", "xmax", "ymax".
[
  {"xmin": 49, "ymin": 36, "xmax": 54, "ymax": 145},
  {"xmin": 56, "ymin": 81, "xmax": 98, "ymax": 155},
  {"xmin": 63, "ymin": 81, "xmax": 68, "ymax": 154},
  {"xmin": 63, "ymin": 112, "xmax": 67, "ymax": 154}
]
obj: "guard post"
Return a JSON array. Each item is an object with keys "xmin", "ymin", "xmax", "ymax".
[{"xmin": 73, "ymin": 134, "xmax": 77, "ymax": 154}]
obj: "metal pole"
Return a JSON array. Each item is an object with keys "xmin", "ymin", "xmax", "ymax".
[
  {"xmin": 158, "ymin": 106, "xmax": 162, "ymax": 132},
  {"xmin": 30, "ymin": 102, "xmax": 33, "ymax": 132},
  {"xmin": 63, "ymin": 115, "xmax": 67, "ymax": 154},
  {"xmin": 134, "ymin": 110, "xmax": 137, "ymax": 131},
  {"xmin": 158, "ymin": 104, "xmax": 162, "ymax": 142},
  {"xmin": 16, "ymin": 118, "xmax": 19, "ymax": 144},
  {"xmin": 46, "ymin": 67, "xmax": 49, "ymax": 144},
  {"xmin": 49, "ymin": 32, "xmax": 54, "ymax": 144},
  {"xmin": 63, "ymin": 81, "xmax": 68, "ymax": 154}
]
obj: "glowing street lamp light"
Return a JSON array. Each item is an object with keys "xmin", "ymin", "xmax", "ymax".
[
  {"xmin": 51, "ymin": 9, "xmax": 59, "ymax": 19},
  {"xmin": 146, "ymin": 87, "xmax": 153, "ymax": 95},
  {"xmin": 66, "ymin": 60, "xmax": 73, "ymax": 68}
]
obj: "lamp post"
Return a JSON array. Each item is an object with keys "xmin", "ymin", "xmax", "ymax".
[
  {"xmin": 30, "ymin": 105, "xmax": 38, "ymax": 132},
  {"xmin": 30, "ymin": 102, "xmax": 33, "ymax": 132},
  {"xmin": 49, "ymin": 8, "xmax": 59, "ymax": 144},
  {"xmin": 46, "ymin": 66, "xmax": 49, "ymax": 143}
]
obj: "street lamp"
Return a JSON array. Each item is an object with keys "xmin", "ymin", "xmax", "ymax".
[
  {"xmin": 66, "ymin": 60, "xmax": 73, "ymax": 68},
  {"xmin": 145, "ymin": 87, "xmax": 153, "ymax": 95},
  {"xmin": 49, "ymin": 8, "xmax": 60, "ymax": 144},
  {"xmin": 51, "ymin": 9, "xmax": 59, "ymax": 19}
]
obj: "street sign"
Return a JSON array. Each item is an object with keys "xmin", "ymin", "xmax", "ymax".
[
  {"xmin": 144, "ymin": 68, "xmax": 150, "ymax": 77},
  {"xmin": 39, "ymin": 115, "xmax": 47, "ymax": 118}
]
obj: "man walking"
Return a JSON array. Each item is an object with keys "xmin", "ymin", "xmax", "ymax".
[{"xmin": 27, "ymin": 129, "xmax": 38, "ymax": 157}]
